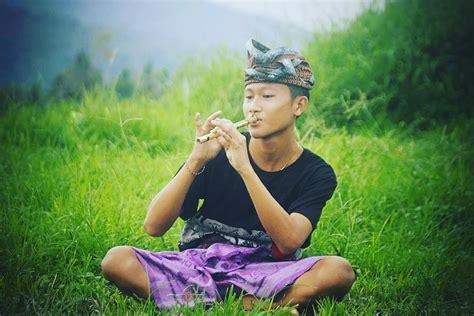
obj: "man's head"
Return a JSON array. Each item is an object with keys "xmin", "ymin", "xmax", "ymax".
[
  {"xmin": 243, "ymin": 39, "xmax": 314, "ymax": 138},
  {"xmin": 244, "ymin": 39, "xmax": 314, "ymax": 95}
]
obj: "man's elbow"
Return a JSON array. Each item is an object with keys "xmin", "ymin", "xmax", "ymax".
[
  {"xmin": 278, "ymin": 237, "xmax": 303, "ymax": 256},
  {"xmin": 143, "ymin": 222, "xmax": 165, "ymax": 237}
]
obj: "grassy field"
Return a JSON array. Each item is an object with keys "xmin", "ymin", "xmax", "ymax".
[
  {"xmin": 1, "ymin": 94, "xmax": 473, "ymax": 314},
  {"xmin": 1, "ymin": 0, "xmax": 474, "ymax": 314}
]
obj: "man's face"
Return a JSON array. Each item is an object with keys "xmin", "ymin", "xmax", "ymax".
[{"xmin": 243, "ymin": 82, "xmax": 297, "ymax": 139}]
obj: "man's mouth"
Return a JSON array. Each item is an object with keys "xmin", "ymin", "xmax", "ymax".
[
  {"xmin": 250, "ymin": 119, "xmax": 260, "ymax": 126},
  {"xmin": 247, "ymin": 115, "xmax": 258, "ymax": 123}
]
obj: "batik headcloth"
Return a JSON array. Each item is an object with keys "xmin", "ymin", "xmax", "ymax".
[{"xmin": 244, "ymin": 39, "xmax": 315, "ymax": 90}]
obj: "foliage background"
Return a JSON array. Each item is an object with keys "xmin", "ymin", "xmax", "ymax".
[{"xmin": 1, "ymin": 0, "xmax": 473, "ymax": 314}]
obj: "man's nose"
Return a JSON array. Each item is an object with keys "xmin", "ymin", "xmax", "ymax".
[{"xmin": 248, "ymin": 99, "xmax": 262, "ymax": 113}]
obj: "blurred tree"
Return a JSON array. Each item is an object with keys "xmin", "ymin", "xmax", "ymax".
[
  {"xmin": 138, "ymin": 62, "xmax": 169, "ymax": 98},
  {"xmin": 115, "ymin": 68, "xmax": 134, "ymax": 99},
  {"xmin": 50, "ymin": 51, "xmax": 103, "ymax": 100},
  {"xmin": 139, "ymin": 63, "xmax": 154, "ymax": 96},
  {"xmin": 28, "ymin": 80, "xmax": 42, "ymax": 104},
  {"xmin": 0, "ymin": 85, "xmax": 25, "ymax": 110}
]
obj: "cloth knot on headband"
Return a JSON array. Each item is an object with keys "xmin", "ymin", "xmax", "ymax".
[{"xmin": 244, "ymin": 39, "xmax": 315, "ymax": 90}]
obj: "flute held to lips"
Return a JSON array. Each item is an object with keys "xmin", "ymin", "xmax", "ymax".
[{"xmin": 196, "ymin": 115, "xmax": 257, "ymax": 143}]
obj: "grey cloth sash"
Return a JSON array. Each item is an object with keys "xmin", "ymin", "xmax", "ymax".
[{"xmin": 178, "ymin": 214, "xmax": 303, "ymax": 259}]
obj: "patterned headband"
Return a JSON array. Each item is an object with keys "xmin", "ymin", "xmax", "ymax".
[{"xmin": 244, "ymin": 39, "xmax": 315, "ymax": 90}]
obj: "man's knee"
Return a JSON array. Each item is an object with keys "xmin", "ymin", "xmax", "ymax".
[
  {"xmin": 101, "ymin": 246, "xmax": 137, "ymax": 281},
  {"xmin": 315, "ymin": 256, "xmax": 356, "ymax": 299},
  {"xmin": 275, "ymin": 256, "xmax": 355, "ymax": 307},
  {"xmin": 101, "ymin": 246, "xmax": 150, "ymax": 299}
]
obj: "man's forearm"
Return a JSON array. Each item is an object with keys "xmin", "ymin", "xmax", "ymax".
[
  {"xmin": 144, "ymin": 157, "xmax": 204, "ymax": 237},
  {"xmin": 240, "ymin": 168, "xmax": 301, "ymax": 254}
]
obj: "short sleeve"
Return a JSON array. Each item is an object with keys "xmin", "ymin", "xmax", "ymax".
[
  {"xmin": 176, "ymin": 161, "xmax": 209, "ymax": 220},
  {"xmin": 288, "ymin": 164, "xmax": 337, "ymax": 229}
]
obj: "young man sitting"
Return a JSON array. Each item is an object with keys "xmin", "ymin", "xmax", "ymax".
[{"xmin": 101, "ymin": 39, "xmax": 356, "ymax": 312}]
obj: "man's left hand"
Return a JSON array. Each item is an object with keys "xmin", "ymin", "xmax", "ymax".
[{"xmin": 211, "ymin": 118, "xmax": 252, "ymax": 175}]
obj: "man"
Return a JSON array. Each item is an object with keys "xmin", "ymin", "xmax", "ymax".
[{"xmin": 101, "ymin": 39, "xmax": 355, "ymax": 312}]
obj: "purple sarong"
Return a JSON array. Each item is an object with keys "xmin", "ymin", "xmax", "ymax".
[{"xmin": 130, "ymin": 242, "xmax": 325, "ymax": 309}]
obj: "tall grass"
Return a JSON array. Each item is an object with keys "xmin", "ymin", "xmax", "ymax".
[
  {"xmin": 305, "ymin": 0, "xmax": 474, "ymax": 129},
  {"xmin": 1, "ymin": 92, "xmax": 472, "ymax": 313},
  {"xmin": 1, "ymin": 0, "xmax": 473, "ymax": 314}
]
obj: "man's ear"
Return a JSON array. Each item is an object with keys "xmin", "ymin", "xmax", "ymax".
[{"xmin": 294, "ymin": 96, "xmax": 309, "ymax": 117}]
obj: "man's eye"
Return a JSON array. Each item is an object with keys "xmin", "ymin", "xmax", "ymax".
[
  {"xmin": 263, "ymin": 95, "xmax": 274, "ymax": 98},
  {"xmin": 245, "ymin": 96, "xmax": 253, "ymax": 99}
]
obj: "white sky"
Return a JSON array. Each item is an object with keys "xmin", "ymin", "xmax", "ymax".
[{"xmin": 208, "ymin": 0, "xmax": 384, "ymax": 32}]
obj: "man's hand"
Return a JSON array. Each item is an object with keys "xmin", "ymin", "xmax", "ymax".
[
  {"xmin": 211, "ymin": 118, "xmax": 252, "ymax": 175},
  {"xmin": 189, "ymin": 111, "xmax": 223, "ymax": 166}
]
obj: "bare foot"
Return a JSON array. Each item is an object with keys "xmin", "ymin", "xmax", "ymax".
[
  {"xmin": 242, "ymin": 294, "xmax": 259, "ymax": 310},
  {"xmin": 242, "ymin": 294, "xmax": 299, "ymax": 314}
]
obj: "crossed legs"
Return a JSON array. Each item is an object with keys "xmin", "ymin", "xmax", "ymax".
[
  {"xmin": 241, "ymin": 256, "xmax": 356, "ymax": 310},
  {"xmin": 101, "ymin": 247, "xmax": 355, "ymax": 310}
]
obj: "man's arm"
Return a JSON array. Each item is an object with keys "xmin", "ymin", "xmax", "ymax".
[
  {"xmin": 240, "ymin": 168, "xmax": 313, "ymax": 255},
  {"xmin": 144, "ymin": 111, "xmax": 222, "ymax": 237},
  {"xmin": 211, "ymin": 119, "xmax": 312, "ymax": 255},
  {"xmin": 144, "ymin": 157, "xmax": 204, "ymax": 237}
]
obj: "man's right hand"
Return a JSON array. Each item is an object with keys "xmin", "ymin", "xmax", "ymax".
[
  {"xmin": 144, "ymin": 111, "xmax": 223, "ymax": 236},
  {"xmin": 189, "ymin": 111, "xmax": 223, "ymax": 167}
]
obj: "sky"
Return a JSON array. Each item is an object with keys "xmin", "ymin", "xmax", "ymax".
[
  {"xmin": 208, "ymin": 0, "xmax": 384, "ymax": 32},
  {"xmin": 0, "ymin": 0, "xmax": 384, "ymax": 86}
]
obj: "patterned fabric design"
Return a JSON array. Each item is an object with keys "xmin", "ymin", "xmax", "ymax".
[
  {"xmin": 244, "ymin": 38, "xmax": 315, "ymax": 90},
  {"xmin": 131, "ymin": 243, "xmax": 324, "ymax": 309},
  {"xmin": 178, "ymin": 214, "xmax": 303, "ymax": 259}
]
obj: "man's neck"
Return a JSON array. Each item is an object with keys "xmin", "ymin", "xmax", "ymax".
[{"xmin": 249, "ymin": 128, "xmax": 302, "ymax": 172}]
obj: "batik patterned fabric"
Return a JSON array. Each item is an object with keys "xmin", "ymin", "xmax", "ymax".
[
  {"xmin": 131, "ymin": 242, "xmax": 325, "ymax": 309},
  {"xmin": 244, "ymin": 38, "xmax": 315, "ymax": 90},
  {"xmin": 178, "ymin": 214, "xmax": 304, "ymax": 259}
]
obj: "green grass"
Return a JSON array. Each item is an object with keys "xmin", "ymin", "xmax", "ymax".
[
  {"xmin": 1, "ymin": 95, "xmax": 473, "ymax": 314},
  {"xmin": 1, "ymin": 0, "xmax": 474, "ymax": 313}
]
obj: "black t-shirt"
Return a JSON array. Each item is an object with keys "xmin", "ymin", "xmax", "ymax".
[{"xmin": 179, "ymin": 132, "xmax": 337, "ymax": 248}]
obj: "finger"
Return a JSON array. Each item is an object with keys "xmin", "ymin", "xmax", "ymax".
[
  {"xmin": 213, "ymin": 118, "xmax": 243, "ymax": 144},
  {"xmin": 216, "ymin": 128, "xmax": 232, "ymax": 142},
  {"xmin": 228, "ymin": 127, "xmax": 245, "ymax": 145},
  {"xmin": 216, "ymin": 134, "xmax": 230, "ymax": 151},
  {"xmin": 194, "ymin": 112, "xmax": 205, "ymax": 137},
  {"xmin": 211, "ymin": 118, "xmax": 234, "ymax": 133},
  {"xmin": 194, "ymin": 112, "xmax": 202, "ymax": 129},
  {"xmin": 203, "ymin": 111, "xmax": 223, "ymax": 131}
]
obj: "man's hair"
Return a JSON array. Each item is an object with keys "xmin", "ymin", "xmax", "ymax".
[
  {"xmin": 286, "ymin": 84, "xmax": 310, "ymax": 120},
  {"xmin": 288, "ymin": 84, "xmax": 310, "ymax": 102}
]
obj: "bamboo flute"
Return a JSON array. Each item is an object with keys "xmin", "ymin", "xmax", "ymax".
[{"xmin": 196, "ymin": 115, "xmax": 257, "ymax": 143}]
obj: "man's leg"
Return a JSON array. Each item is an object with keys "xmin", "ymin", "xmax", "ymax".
[
  {"xmin": 242, "ymin": 256, "xmax": 355, "ymax": 310},
  {"xmin": 101, "ymin": 246, "xmax": 150, "ymax": 299}
]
